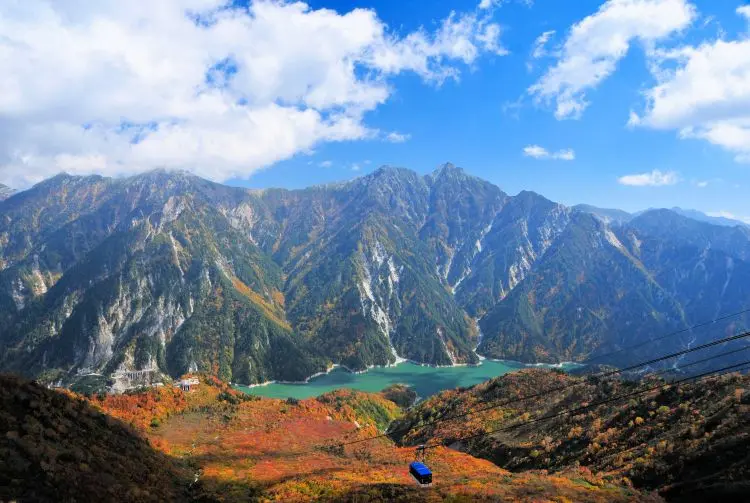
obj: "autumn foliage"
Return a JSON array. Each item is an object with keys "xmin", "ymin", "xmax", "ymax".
[
  {"xmin": 393, "ymin": 368, "xmax": 750, "ymax": 500},
  {"xmin": 0, "ymin": 371, "xmax": 664, "ymax": 502},
  {"xmin": 0, "ymin": 374, "xmax": 188, "ymax": 502}
]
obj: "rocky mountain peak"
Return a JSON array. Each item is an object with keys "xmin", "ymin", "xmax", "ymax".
[
  {"xmin": 505, "ymin": 190, "xmax": 559, "ymax": 214},
  {"xmin": 430, "ymin": 162, "xmax": 466, "ymax": 180},
  {"xmin": 367, "ymin": 165, "xmax": 418, "ymax": 180}
]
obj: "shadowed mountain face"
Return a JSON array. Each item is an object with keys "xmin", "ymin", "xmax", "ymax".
[
  {"xmin": 1, "ymin": 165, "xmax": 749, "ymax": 386},
  {"xmin": 0, "ymin": 373, "xmax": 189, "ymax": 502}
]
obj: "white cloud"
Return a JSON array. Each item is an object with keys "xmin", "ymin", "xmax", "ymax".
[
  {"xmin": 531, "ymin": 30, "xmax": 556, "ymax": 59},
  {"xmin": 351, "ymin": 163, "xmax": 362, "ymax": 171},
  {"xmin": 631, "ymin": 7, "xmax": 750, "ymax": 163},
  {"xmin": 738, "ymin": 5, "xmax": 750, "ymax": 21},
  {"xmin": 386, "ymin": 132, "xmax": 411, "ymax": 143},
  {"xmin": 319, "ymin": 160, "xmax": 333, "ymax": 168},
  {"xmin": 706, "ymin": 211, "xmax": 750, "ymax": 224},
  {"xmin": 0, "ymin": 1, "xmax": 505, "ymax": 187},
  {"xmin": 479, "ymin": 0, "xmax": 503, "ymax": 8},
  {"xmin": 523, "ymin": 145, "xmax": 575, "ymax": 160},
  {"xmin": 529, "ymin": 0, "xmax": 695, "ymax": 119},
  {"xmin": 617, "ymin": 169, "xmax": 680, "ymax": 186},
  {"xmin": 479, "ymin": 0, "xmax": 533, "ymax": 10},
  {"xmin": 695, "ymin": 180, "xmax": 708, "ymax": 188}
]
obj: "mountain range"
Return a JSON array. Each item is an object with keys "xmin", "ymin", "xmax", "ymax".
[
  {"xmin": 576, "ymin": 204, "xmax": 750, "ymax": 229},
  {"xmin": 1, "ymin": 164, "xmax": 749, "ymax": 388}
]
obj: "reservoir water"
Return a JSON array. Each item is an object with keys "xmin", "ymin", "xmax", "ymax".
[{"xmin": 236, "ymin": 360, "xmax": 579, "ymax": 400}]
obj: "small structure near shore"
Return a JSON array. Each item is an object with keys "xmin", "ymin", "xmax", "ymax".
[
  {"xmin": 177, "ymin": 377, "xmax": 200, "ymax": 392},
  {"xmin": 109, "ymin": 368, "xmax": 162, "ymax": 394}
]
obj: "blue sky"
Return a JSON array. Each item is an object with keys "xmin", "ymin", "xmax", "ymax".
[
  {"xmin": 240, "ymin": 0, "xmax": 750, "ymax": 217},
  {"xmin": 2, "ymin": 0, "xmax": 750, "ymax": 220}
]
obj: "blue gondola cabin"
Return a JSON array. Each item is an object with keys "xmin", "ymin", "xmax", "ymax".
[{"xmin": 409, "ymin": 461, "xmax": 432, "ymax": 486}]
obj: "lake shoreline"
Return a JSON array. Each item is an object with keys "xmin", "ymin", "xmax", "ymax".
[
  {"xmin": 234, "ymin": 357, "xmax": 580, "ymax": 388},
  {"xmin": 234, "ymin": 358, "xmax": 583, "ymax": 400}
]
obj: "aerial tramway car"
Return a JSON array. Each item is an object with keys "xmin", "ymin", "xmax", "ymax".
[{"xmin": 409, "ymin": 445, "xmax": 432, "ymax": 486}]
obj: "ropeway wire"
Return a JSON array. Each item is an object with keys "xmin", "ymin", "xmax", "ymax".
[
  {"xmin": 296, "ymin": 309, "xmax": 750, "ymax": 453},
  {"xmin": 325, "ymin": 329, "xmax": 750, "ymax": 450},
  {"xmin": 421, "ymin": 358, "xmax": 750, "ymax": 450},
  {"xmin": 650, "ymin": 344, "xmax": 750, "ymax": 378},
  {"xmin": 581, "ymin": 307, "xmax": 750, "ymax": 364},
  {"xmin": 290, "ymin": 311, "xmax": 750, "ymax": 454}
]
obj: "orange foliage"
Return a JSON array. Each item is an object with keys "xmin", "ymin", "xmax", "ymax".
[
  {"xmin": 92, "ymin": 385, "xmax": 189, "ymax": 430},
  {"xmin": 230, "ymin": 276, "xmax": 291, "ymax": 330},
  {"xmin": 38, "ymin": 373, "xmax": 658, "ymax": 502},
  {"xmin": 141, "ymin": 383, "xmax": 654, "ymax": 502},
  {"xmin": 271, "ymin": 289, "xmax": 285, "ymax": 307},
  {"xmin": 90, "ymin": 374, "xmax": 235, "ymax": 430}
]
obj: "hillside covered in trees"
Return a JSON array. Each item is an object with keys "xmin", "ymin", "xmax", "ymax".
[
  {"xmin": 391, "ymin": 369, "xmax": 750, "ymax": 501},
  {"xmin": 0, "ymin": 373, "xmax": 662, "ymax": 502}
]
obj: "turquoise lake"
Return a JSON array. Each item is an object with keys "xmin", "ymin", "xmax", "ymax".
[{"xmin": 236, "ymin": 360, "xmax": 579, "ymax": 400}]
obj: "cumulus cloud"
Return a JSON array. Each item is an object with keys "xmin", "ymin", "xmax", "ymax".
[
  {"xmin": 319, "ymin": 160, "xmax": 333, "ymax": 168},
  {"xmin": 738, "ymin": 5, "xmax": 750, "ymax": 21},
  {"xmin": 385, "ymin": 132, "xmax": 411, "ymax": 143},
  {"xmin": 529, "ymin": 0, "xmax": 695, "ymax": 119},
  {"xmin": 531, "ymin": 30, "xmax": 556, "ymax": 59},
  {"xmin": 617, "ymin": 169, "xmax": 680, "ymax": 186},
  {"xmin": 523, "ymin": 145, "xmax": 575, "ymax": 161},
  {"xmin": 479, "ymin": 0, "xmax": 533, "ymax": 10},
  {"xmin": 0, "ymin": 1, "xmax": 505, "ymax": 187},
  {"xmin": 707, "ymin": 210, "xmax": 750, "ymax": 224},
  {"xmin": 630, "ymin": 8, "xmax": 750, "ymax": 163}
]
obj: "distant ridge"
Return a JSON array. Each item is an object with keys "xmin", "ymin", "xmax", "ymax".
[
  {"xmin": 668, "ymin": 207, "xmax": 749, "ymax": 228},
  {"xmin": 575, "ymin": 203, "xmax": 748, "ymax": 229},
  {"xmin": 573, "ymin": 204, "xmax": 632, "ymax": 225}
]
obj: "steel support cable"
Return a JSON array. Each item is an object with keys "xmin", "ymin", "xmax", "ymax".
[
  {"xmin": 581, "ymin": 307, "xmax": 750, "ymax": 365},
  {"xmin": 330, "ymin": 330, "xmax": 750, "ymax": 449},
  {"xmin": 421, "ymin": 359, "xmax": 750, "ymax": 450}
]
